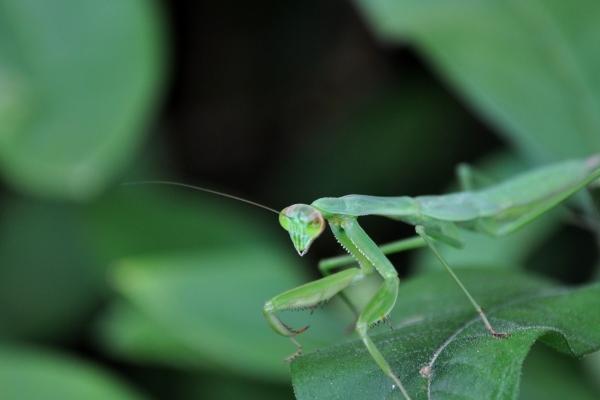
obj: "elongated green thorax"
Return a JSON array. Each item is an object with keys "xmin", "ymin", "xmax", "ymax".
[{"xmin": 279, "ymin": 204, "xmax": 325, "ymax": 256}]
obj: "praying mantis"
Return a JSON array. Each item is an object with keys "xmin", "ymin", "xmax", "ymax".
[
  {"xmin": 130, "ymin": 154, "xmax": 600, "ymax": 400},
  {"xmin": 263, "ymin": 154, "xmax": 600, "ymax": 400}
]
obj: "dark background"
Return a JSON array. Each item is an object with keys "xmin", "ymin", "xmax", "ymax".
[{"xmin": 160, "ymin": 0, "xmax": 501, "ymax": 264}]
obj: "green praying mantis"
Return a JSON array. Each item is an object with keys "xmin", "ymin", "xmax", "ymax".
[
  {"xmin": 130, "ymin": 154, "xmax": 600, "ymax": 400},
  {"xmin": 264, "ymin": 154, "xmax": 600, "ymax": 400}
]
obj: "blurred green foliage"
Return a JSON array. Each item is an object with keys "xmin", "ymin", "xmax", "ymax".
[
  {"xmin": 356, "ymin": 0, "xmax": 600, "ymax": 164},
  {"xmin": 520, "ymin": 345, "xmax": 599, "ymax": 400},
  {"xmin": 0, "ymin": 345, "xmax": 144, "ymax": 400},
  {"xmin": 0, "ymin": 1, "xmax": 598, "ymax": 400},
  {"xmin": 0, "ymin": 0, "xmax": 163, "ymax": 199}
]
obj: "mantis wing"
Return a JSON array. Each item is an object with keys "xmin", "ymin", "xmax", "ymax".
[{"xmin": 474, "ymin": 156, "xmax": 600, "ymax": 235}]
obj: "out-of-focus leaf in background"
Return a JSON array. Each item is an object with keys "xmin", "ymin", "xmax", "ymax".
[
  {"xmin": 97, "ymin": 300, "xmax": 204, "ymax": 369},
  {"xmin": 520, "ymin": 345, "xmax": 599, "ymax": 400},
  {"xmin": 584, "ymin": 351, "xmax": 600, "ymax": 393},
  {"xmin": 355, "ymin": 0, "xmax": 600, "ymax": 163},
  {"xmin": 0, "ymin": 0, "xmax": 164, "ymax": 199},
  {"xmin": 0, "ymin": 345, "xmax": 145, "ymax": 400},
  {"xmin": 84, "ymin": 188, "xmax": 265, "ymax": 261},
  {"xmin": 292, "ymin": 270, "xmax": 600, "ymax": 400}
]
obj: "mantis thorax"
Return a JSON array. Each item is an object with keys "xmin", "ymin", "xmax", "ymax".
[{"xmin": 279, "ymin": 204, "xmax": 325, "ymax": 256}]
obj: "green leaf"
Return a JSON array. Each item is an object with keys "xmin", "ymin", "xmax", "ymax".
[
  {"xmin": 0, "ymin": 345, "xmax": 145, "ymax": 400},
  {"xmin": 100, "ymin": 248, "xmax": 350, "ymax": 380},
  {"xmin": 84, "ymin": 187, "xmax": 268, "ymax": 261},
  {"xmin": 355, "ymin": 0, "xmax": 600, "ymax": 162},
  {"xmin": 291, "ymin": 270, "xmax": 600, "ymax": 400},
  {"xmin": 97, "ymin": 301, "xmax": 203, "ymax": 369},
  {"xmin": 0, "ymin": 0, "xmax": 164, "ymax": 199}
]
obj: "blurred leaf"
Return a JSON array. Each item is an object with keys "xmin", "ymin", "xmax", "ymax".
[
  {"xmin": 84, "ymin": 187, "xmax": 268, "ymax": 261},
  {"xmin": 292, "ymin": 270, "xmax": 600, "ymax": 400},
  {"xmin": 100, "ymin": 248, "xmax": 349, "ymax": 381},
  {"xmin": 519, "ymin": 345, "xmax": 599, "ymax": 400},
  {"xmin": 0, "ymin": 196, "xmax": 104, "ymax": 340},
  {"xmin": 413, "ymin": 152, "xmax": 563, "ymax": 271},
  {"xmin": 97, "ymin": 301, "xmax": 203, "ymax": 369},
  {"xmin": 355, "ymin": 0, "xmax": 600, "ymax": 162},
  {"xmin": 584, "ymin": 351, "xmax": 600, "ymax": 393},
  {"xmin": 0, "ymin": 0, "xmax": 164, "ymax": 199},
  {"xmin": 0, "ymin": 344, "xmax": 145, "ymax": 400}
]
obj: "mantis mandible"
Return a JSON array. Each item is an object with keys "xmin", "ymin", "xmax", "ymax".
[{"xmin": 129, "ymin": 155, "xmax": 600, "ymax": 400}]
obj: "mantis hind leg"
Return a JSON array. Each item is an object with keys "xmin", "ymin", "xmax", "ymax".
[
  {"xmin": 263, "ymin": 267, "xmax": 365, "ymax": 361},
  {"xmin": 356, "ymin": 275, "xmax": 412, "ymax": 400},
  {"xmin": 415, "ymin": 225, "xmax": 507, "ymax": 338}
]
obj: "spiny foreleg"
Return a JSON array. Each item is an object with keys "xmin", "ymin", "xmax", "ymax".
[{"xmin": 355, "ymin": 275, "xmax": 412, "ymax": 400}]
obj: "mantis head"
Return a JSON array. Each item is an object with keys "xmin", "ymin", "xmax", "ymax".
[{"xmin": 279, "ymin": 204, "xmax": 325, "ymax": 256}]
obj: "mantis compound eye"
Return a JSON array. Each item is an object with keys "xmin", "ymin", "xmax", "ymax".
[{"xmin": 279, "ymin": 204, "xmax": 325, "ymax": 256}]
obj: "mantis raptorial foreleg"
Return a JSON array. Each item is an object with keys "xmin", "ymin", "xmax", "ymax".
[
  {"xmin": 319, "ymin": 236, "xmax": 425, "ymax": 320},
  {"xmin": 263, "ymin": 267, "xmax": 366, "ymax": 360},
  {"xmin": 415, "ymin": 225, "xmax": 506, "ymax": 337}
]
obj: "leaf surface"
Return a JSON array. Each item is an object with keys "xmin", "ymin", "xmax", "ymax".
[{"xmin": 291, "ymin": 270, "xmax": 600, "ymax": 400}]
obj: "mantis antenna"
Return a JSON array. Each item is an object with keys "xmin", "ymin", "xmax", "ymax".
[{"xmin": 122, "ymin": 180, "xmax": 280, "ymax": 215}]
